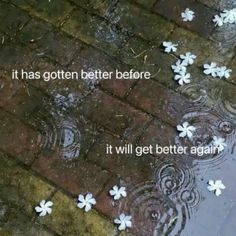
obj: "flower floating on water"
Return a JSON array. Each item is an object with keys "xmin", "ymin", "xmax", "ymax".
[
  {"xmin": 114, "ymin": 214, "xmax": 132, "ymax": 231},
  {"xmin": 171, "ymin": 60, "xmax": 187, "ymax": 74},
  {"xmin": 181, "ymin": 8, "xmax": 195, "ymax": 22},
  {"xmin": 203, "ymin": 63, "xmax": 218, "ymax": 77},
  {"xmin": 174, "ymin": 71, "xmax": 191, "ymax": 85},
  {"xmin": 35, "ymin": 200, "xmax": 53, "ymax": 216},
  {"xmin": 216, "ymin": 66, "xmax": 232, "ymax": 79},
  {"xmin": 177, "ymin": 122, "xmax": 196, "ymax": 138},
  {"xmin": 207, "ymin": 180, "xmax": 226, "ymax": 196},
  {"xmin": 162, "ymin": 41, "xmax": 178, "ymax": 53},
  {"xmin": 213, "ymin": 8, "xmax": 236, "ymax": 26},
  {"xmin": 212, "ymin": 136, "xmax": 227, "ymax": 152},
  {"xmin": 109, "ymin": 185, "xmax": 127, "ymax": 200},
  {"xmin": 77, "ymin": 193, "xmax": 96, "ymax": 212},
  {"xmin": 180, "ymin": 52, "xmax": 197, "ymax": 66}
]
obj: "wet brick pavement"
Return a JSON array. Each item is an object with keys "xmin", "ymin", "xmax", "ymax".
[{"xmin": 0, "ymin": 0, "xmax": 235, "ymax": 235}]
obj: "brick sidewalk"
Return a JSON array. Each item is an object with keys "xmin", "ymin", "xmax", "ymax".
[{"xmin": 0, "ymin": 0, "xmax": 235, "ymax": 235}]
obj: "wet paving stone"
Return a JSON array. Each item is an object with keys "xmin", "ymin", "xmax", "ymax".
[
  {"xmin": 70, "ymin": 0, "xmax": 118, "ymax": 18},
  {"xmin": 169, "ymin": 27, "xmax": 235, "ymax": 65},
  {"xmin": 32, "ymin": 153, "xmax": 110, "ymax": 196},
  {"xmin": 0, "ymin": 2, "xmax": 30, "ymax": 37},
  {"xmin": 37, "ymin": 191, "xmax": 117, "ymax": 236},
  {"xmin": 87, "ymin": 133, "xmax": 155, "ymax": 183},
  {"xmin": 69, "ymin": 46, "xmax": 136, "ymax": 97},
  {"xmin": 62, "ymin": 8, "xmax": 128, "ymax": 54},
  {"xmin": 228, "ymin": 57, "xmax": 236, "ymax": 85},
  {"xmin": 127, "ymin": 79, "xmax": 192, "ymax": 126},
  {"xmin": 0, "ymin": 109, "xmax": 40, "ymax": 164},
  {"xmin": 110, "ymin": 0, "xmax": 174, "ymax": 43},
  {"xmin": 0, "ymin": 152, "xmax": 54, "ymax": 215},
  {"xmin": 78, "ymin": 89, "xmax": 152, "ymax": 141},
  {"xmin": 154, "ymin": 0, "xmax": 217, "ymax": 38}
]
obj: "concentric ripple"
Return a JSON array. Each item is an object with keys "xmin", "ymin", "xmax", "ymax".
[
  {"xmin": 37, "ymin": 115, "xmax": 81, "ymax": 160},
  {"xmin": 118, "ymin": 181, "xmax": 187, "ymax": 236},
  {"xmin": 175, "ymin": 107, "xmax": 235, "ymax": 168}
]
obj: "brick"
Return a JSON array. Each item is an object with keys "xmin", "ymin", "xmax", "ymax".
[
  {"xmin": 127, "ymin": 79, "xmax": 192, "ymax": 126},
  {"xmin": 37, "ymin": 191, "xmax": 117, "ymax": 236},
  {"xmin": 138, "ymin": 119, "xmax": 177, "ymax": 149},
  {"xmin": 131, "ymin": 0, "xmax": 157, "ymax": 9},
  {"xmin": 70, "ymin": 0, "xmax": 117, "ymax": 17},
  {"xmin": 69, "ymin": 46, "xmax": 135, "ymax": 97},
  {"xmin": 117, "ymin": 37, "xmax": 177, "ymax": 88},
  {"xmin": 169, "ymin": 27, "xmax": 234, "ymax": 65},
  {"xmin": 78, "ymin": 89, "xmax": 152, "ymax": 141},
  {"xmin": 228, "ymin": 58, "xmax": 236, "ymax": 85},
  {"xmin": 32, "ymin": 152, "xmax": 110, "ymax": 195},
  {"xmin": 30, "ymin": 0, "xmax": 73, "ymax": 25},
  {"xmin": 110, "ymin": 0, "xmax": 174, "ymax": 43},
  {"xmin": 62, "ymin": 8, "xmax": 127, "ymax": 54},
  {"xmin": 0, "ymin": 109, "xmax": 39, "ymax": 164},
  {"xmin": 87, "ymin": 132, "xmax": 155, "ymax": 184},
  {"xmin": 0, "ymin": 152, "xmax": 54, "ymax": 215},
  {"xmin": 0, "ymin": 2, "xmax": 30, "ymax": 37},
  {"xmin": 154, "ymin": 0, "xmax": 217, "ymax": 37}
]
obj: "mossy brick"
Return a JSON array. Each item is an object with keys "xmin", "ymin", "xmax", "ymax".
[
  {"xmin": 130, "ymin": 0, "xmax": 157, "ymax": 9},
  {"xmin": 127, "ymin": 79, "xmax": 192, "ymax": 126},
  {"xmin": 70, "ymin": 0, "xmax": 117, "ymax": 17},
  {"xmin": 87, "ymin": 133, "xmax": 155, "ymax": 183},
  {"xmin": 29, "ymin": 0, "xmax": 74, "ymax": 25},
  {"xmin": 169, "ymin": 27, "xmax": 234, "ymax": 66},
  {"xmin": 78, "ymin": 89, "xmax": 152, "ymax": 141},
  {"xmin": 69, "ymin": 46, "xmax": 135, "ymax": 97},
  {"xmin": 0, "ymin": 206, "xmax": 53, "ymax": 236},
  {"xmin": 0, "ymin": 152, "xmax": 54, "ymax": 216},
  {"xmin": 110, "ymin": 0, "xmax": 174, "ymax": 43},
  {"xmin": 0, "ymin": 2, "xmax": 30, "ymax": 37},
  {"xmin": 154, "ymin": 0, "xmax": 217, "ymax": 38},
  {"xmin": 0, "ymin": 109, "xmax": 40, "ymax": 164},
  {"xmin": 62, "ymin": 8, "xmax": 128, "ymax": 54},
  {"xmin": 37, "ymin": 191, "xmax": 117, "ymax": 235}
]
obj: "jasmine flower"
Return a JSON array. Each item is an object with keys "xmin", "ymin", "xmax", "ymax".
[
  {"xmin": 216, "ymin": 66, "xmax": 232, "ymax": 79},
  {"xmin": 212, "ymin": 136, "xmax": 227, "ymax": 152},
  {"xmin": 203, "ymin": 63, "xmax": 218, "ymax": 77},
  {"xmin": 213, "ymin": 15, "xmax": 224, "ymax": 26},
  {"xmin": 174, "ymin": 71, "xmax": 191, "ymax": 85},
  {"xmin": 207, "ymin": 180, "xmax": 226, "ymax": 196},
  {"xmin": 177, "ymin": 122, "xmax": 196, "ymax": 138},
  {"xmin": 171, "ymin": 60, "xmax": 187, "ymax": 73},
  {"xmin": 181, "ymin": 8, "xmax": 195, "ymax": 22},
  {"xmin": 77, "ymin": 193, "xmax": 96, "ymax": 212},
  {"xmin": 35, "ymin": 200, "xmax": 53, "ymax": 217},
  {"xmin": 109, "ymin": 185, "xmax": 127, "ymax": 200},
  {"xmin": 114, "ymin": 214, "xmax": 132, "ymax": 231},
  {"xmin": 162, "ymin": 41, "xmax": 178, "ymax": 53},
  {"xmin": 180, "ymin": 52, "xmax": 197, "ymax": 65}
]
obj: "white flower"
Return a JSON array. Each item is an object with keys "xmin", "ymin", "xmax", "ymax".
[
  {"xmin": 171, "ymin": 60, "xmax": 187, "ymax": 73},
  {"xmin": 77, "ymin": 193, "xmax": 96, "ymax": 212},
  {"xmin": 109, "ymin": 185, "xmax": 127, "ymax": 200},
  {"xmin": 203, "ymin": 63, "xmax": 218, "ymax": 77},
  {"xmin": 180, "ymin": 52, "xmax": 197, "ymax": 65},
  {"xmin": 162, "ymin": 41, "xmax": 178, "ymax": 53},
  {"xmin": 207, "ymin": 180, "xmax": 226, "ymax": 196},
  {"xmin": 174, "ymin": 71, "xmax": 191, "ymax": 85},
  {"xmin": 212, "ymin": 136, "xmax": 227, "ymax": 152},
  {"xmin": 35, "ymin": 200, "xmax": 53, "ymax": 217},
  {"xmin": 177, "ymin": 122, "xmax": 196, "ymax": 138},
  {"xmin": 216, "ymin": 66, "xmax": 232, "ymax": 79},
  {"xmin": 114, "ymin": 214, "xmax": 132, "ymax": 231},
  {"xmin": 213, "ymin": 15, "xmax": 224, "ymax": 26},
  {"xmin": 221, "ymin": 9, "xmax": 236, "ymax": 24},
  {"xmin": 181, "ymin": 8, "xmax": 195, "ymax": 22}
]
